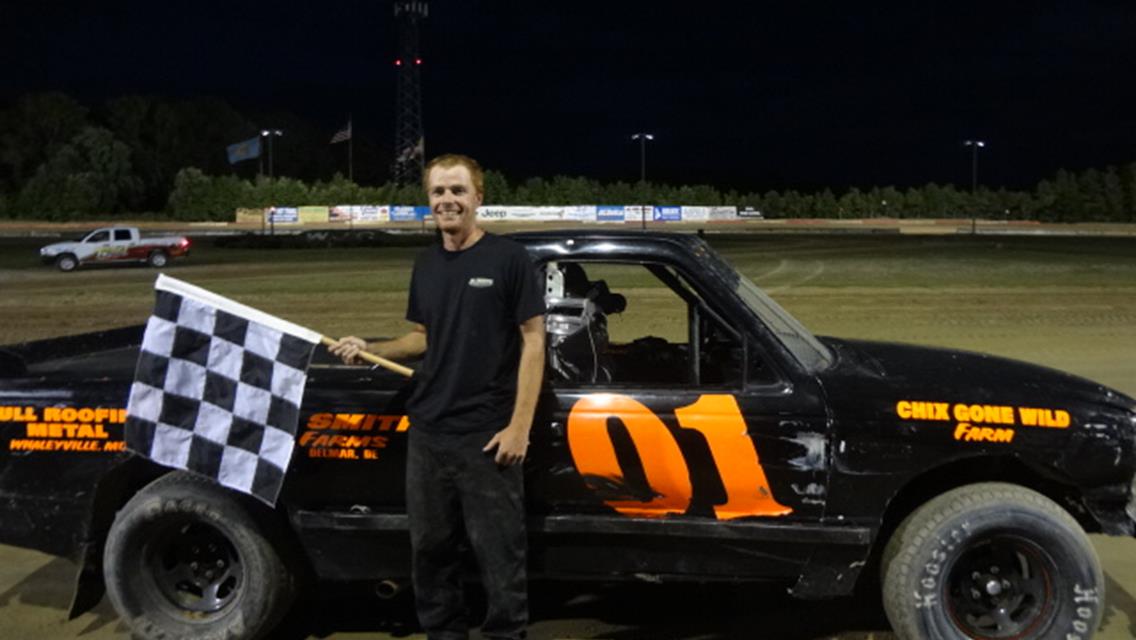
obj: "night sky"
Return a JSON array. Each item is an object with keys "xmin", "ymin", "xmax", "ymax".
[{"xmin": 4, "ymin": 1, "xmax": 1135, "ymax": 192}]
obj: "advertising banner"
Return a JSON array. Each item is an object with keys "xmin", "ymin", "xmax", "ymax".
[
  {"xmin": 562, "ymin": 205, "xmax": 597, "ymax": 222},
  {"xmin": 737, "ymin": 206, "xmax": 764, "ymax": 218},
  {"xmin": 531, "ymin": 207, "xmax": 564, "ymax": 221},
  {"xmin": 681, "ymin": 206, "xmax": 710, "ymax": 221},
  {"xmin": 414, "ymin": 206, "xmax": 431, "ymax": 220},
  {"xmin": 235, "ymin": 208, "xmax": 264, "ymax": 224},
  {"xmin": 329, "ymin": 206, "xmax": 353, "ymax": 223},
  {"xmin": 709, "ymin": 206, "xmax": 739, "ymax": 221},
  {"xmin": 356, "ymin": 205, "xmax": 389, "ymax": 222},
  {"xmin": 597, "ymin": 205, "xmax": 625, "ymax": 223},
  {"xmin": 267, "ymin": 207, "xmax": 299, "ymax": 224},
  {"xmin": 653, "ymin": 206, "xmax": 682, "ymax": 222},
  {"xmin": 478, "ymin": 206, "xmax": 509, "ymax": 222},
  {"xmin": 390, "ymin": 206, "xmax": 418, "ymax": 222},
  {"xmin": 298, "ymin": 206, "xmax": 329, "ymax": 224},
  {"xmin": 623, "ymin": 205, "xmax": 650, "ymax": 223}
]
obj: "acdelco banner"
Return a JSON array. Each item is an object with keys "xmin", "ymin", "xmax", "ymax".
[
  {"xmin": 682, "ymin": 206, "xmax": 710, "ymax": 221},
  {"xmin": 597, "ymin": 206, "xmax": 625, "ymax": 223},
  {"xmin": 653, "ymin": 206, "xmax": 682, "ymax": 222}
]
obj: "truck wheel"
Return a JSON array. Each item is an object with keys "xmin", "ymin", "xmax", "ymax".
[
  {"xmin": 147, "ymin": 249, "xmax": 169, "ymax": 268},
  {"xmin": 881, "ymin": 482, "xmax": 1103, "ymax": 640},
  {"xmin": 103, "ymin": 472, "xmax": 295, "ymax": 640},
  {"xmin": 55, "ymin": 253, "xmax": 78, "ymax": 272}
]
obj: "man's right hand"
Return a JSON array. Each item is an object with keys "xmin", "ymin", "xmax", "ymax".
[{"xmin": 329, "ymin": 336, "xmax": 368, "ymax": 365}]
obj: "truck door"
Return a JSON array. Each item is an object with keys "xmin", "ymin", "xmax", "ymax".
[{"xmin": 527, "ymin": 260, "xmax": 830, "ymax": 580}]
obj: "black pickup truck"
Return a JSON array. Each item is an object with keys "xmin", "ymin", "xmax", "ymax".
[{"xmin": 1, "ymin": 231, "xmax": 1134, "ymax": 640}]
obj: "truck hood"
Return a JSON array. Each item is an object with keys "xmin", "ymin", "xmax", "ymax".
[
  {"xmin": 40, "ymin": 241, "xmax": 78, "ymax": 254},
  {"xmin": 818, "ymin": 337, "xmax": 1136, "ymax": 414}
]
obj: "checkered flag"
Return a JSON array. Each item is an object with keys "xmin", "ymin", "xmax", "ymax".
[{"xmin": 125, "ymin": 274, "xmax": 320, "ymax": 506}]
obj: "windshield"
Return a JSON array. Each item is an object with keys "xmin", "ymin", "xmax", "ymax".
[{"xmin": 700, "ymin": 242, "xmax": 834, "ymax": 371}]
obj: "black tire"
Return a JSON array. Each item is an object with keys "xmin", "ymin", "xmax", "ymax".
[
  {"xmin": 881, "ymin": 482, "xmax": 1104, "ymax": 640},
  {"xmin": 148, "ymin": 249, "xmax": 169, "ymax": 268},
  {"xmin": 55, "ymin": 253, "xmax": 79, "ymax": 272},
  {"xmin": 103, "ymin": 472, "xmax": 295, "ymax": 640}
]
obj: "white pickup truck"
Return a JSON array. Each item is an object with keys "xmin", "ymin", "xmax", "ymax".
[{"xmin": 39, "ymin": 227, "xmax": 191, "ymax": 272}]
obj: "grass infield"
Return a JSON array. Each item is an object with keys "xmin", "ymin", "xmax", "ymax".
[{"xmin": 1, "ymin": 233, "xmax": 1133, "ymax": 396}]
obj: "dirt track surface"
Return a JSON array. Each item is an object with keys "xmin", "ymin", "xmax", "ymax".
[
  {"xmin": 1, "ymin": 232, "xmax": 1134, "ymax": 638},
  {"xmin": 2, "ymin": 537, "xmax": 1135, "ymax": 639}
]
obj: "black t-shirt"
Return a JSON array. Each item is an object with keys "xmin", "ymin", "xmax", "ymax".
[{"xmin": 405, "ymin": 233, "xmax": 545, "ymax": 433}]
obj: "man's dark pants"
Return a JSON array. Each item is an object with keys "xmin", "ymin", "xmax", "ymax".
[{"xmin": 406, "ymin": 429, "xmax": 528, "ymax": 640}]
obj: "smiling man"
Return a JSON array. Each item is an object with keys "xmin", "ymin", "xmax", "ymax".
[{"xmin": 331, "ymin": 154, "xmax": 545, "ymax": 640}]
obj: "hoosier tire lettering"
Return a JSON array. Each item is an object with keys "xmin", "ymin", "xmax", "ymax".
[{"xmin": 881, "ymin": 482, "xmax": 1104, "ymax": 640}]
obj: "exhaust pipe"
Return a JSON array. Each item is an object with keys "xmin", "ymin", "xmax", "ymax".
[{"xmin": 375, "ymin": 579, "xmax": 406, "ymax": 599}]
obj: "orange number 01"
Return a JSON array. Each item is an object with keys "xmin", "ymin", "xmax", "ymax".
[{"xmin": 566, "ymin": 393, "xmax": 792, "ymax": 520}]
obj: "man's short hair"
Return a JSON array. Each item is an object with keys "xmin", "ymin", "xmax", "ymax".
[{"xmin": 423, "ymin": 154, "xmax": 485, "ymax": 197}]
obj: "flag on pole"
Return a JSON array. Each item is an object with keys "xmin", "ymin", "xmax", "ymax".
[
  {"xmin": 125, "ymin": 274, "xmax": 320, "ymax": 505},
  {"xmin": 226, "ymin": 136, "xmax": 262, "ymax": 164},
  {"xmin": 330, "ymin": 120, "xmax": 352, "ymax": 144}
]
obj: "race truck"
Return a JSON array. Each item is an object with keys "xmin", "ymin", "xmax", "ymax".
[
  {"xmin": 1, "ymin": 230, "xmax": 1134, "ymax": 639},
  {"xmin": 39, "ymin": 226, "xmax": 191, "ymax": 271}
]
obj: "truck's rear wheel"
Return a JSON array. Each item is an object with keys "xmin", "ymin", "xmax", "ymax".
[
  {"xmin": 55, "ymin": 253, "xmax": 78, "ymax": 272},
  {"xmin": 147, "ymin": 249, "xmax": 169, "ymax": 268},
  {"xmin": 881, "ymin": 482, "xmax": 1103, "ymax": 639},
  {"xmin": 104, "ymin": 472, "xmax": 294, "ymax": 640}
]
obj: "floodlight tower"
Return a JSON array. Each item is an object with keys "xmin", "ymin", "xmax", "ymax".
[{"xmin": 393, "ymin": 1, "xmax": 428, "ymax": 185}]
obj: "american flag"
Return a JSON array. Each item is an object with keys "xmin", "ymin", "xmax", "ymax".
[{"xmin": 330, "ymin": 121, "xmax": 352, "ymax": 144}]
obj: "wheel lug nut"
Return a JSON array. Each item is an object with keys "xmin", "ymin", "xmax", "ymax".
[
  {"xmin": 990, "ymin": 566, "xmax": 1000, "ymax": 575},
  {"xmin": 205, "ymin": 570, "xmax": 214, "ymax": 579},
  {"xmin": 216, "ymin": 560, "xmax": 224, "ymax": 568},
  {"xmin": 190, "ymin": 562, "xmax": 198, "ymax": 570},
  {"xmin": 972, "ymin": 571, "xmax": 981, "ymax": 580}
]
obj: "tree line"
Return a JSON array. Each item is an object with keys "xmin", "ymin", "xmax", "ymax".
[{"xmin": 2, "ymin": 92, "xmax": 1135, "ymax": 222}]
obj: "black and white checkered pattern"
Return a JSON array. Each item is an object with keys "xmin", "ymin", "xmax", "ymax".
[{"xmin": 125, "ymin": 275, "xmax": 318, "ymax": 505}]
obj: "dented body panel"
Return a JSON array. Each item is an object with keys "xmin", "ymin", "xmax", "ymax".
[{"xmin": 1, "ymin": 230, "xmax": 1134, "ymax": 608}]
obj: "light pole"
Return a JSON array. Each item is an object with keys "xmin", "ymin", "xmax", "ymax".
[
  {"xmin": 631, "ymin": 133, "xmax": 654, "ymax": 183},
  {"xmin": 963, "ymin": 139, "xmax": 986, "ymax": 233},
  {"xmin": 631, "ymin": 133, "xmax": 654, "ymax": 230},
  {"xmin": 261, "ymin": 129, "xmax": 284, "ymax": 178}
]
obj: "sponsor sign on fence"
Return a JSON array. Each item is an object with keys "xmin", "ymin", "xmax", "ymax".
[
  {"xmin": 562, "ymin": 205, "xmax": 597, "ymax": 222},
  {"xmin": 597, "ymin": 205, "xmax": 625, "ymax": 223},
  {"xmin": 235, "ymin": 208, "xmax": 264, "ymax": 224},
  {"xmin": 390, "ymin": 206, "xmax": 419, "ymax": 222},
  {"xmin": 330, "ymin": 206, "xmax": 353, "ymax": 223},
  {"xmin": 267, "ymin": 207, "xmax": 299, "ymax": 224},
  {"xmin": 357, "ymin": 205, "xmax": 389, "ymax": 222},
  {"xmin": 623, "ymin": 205, "xmax": 651, "ymax": 223},
  {"xmin": 709, "ymin": 206, "xmax": 739, "ymax": 221},
  {"xmin": 681, "ymin": 206, "xmax": 710, "ymax": 221},
  {"xmin": 299, "ymin": 206, "xmax": 329, "ymax": 224},
  {"xmin": 653, "ymin": 206, "xmax": 682, "ymax": 222}
]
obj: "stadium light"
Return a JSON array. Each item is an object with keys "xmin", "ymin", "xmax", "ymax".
[
  {"xmin": 631, "ymin": 133, "xmax": 655, "ymax": 230},
  {"xmin": 964, "ymin": 140, "xmax": 987, "ymax": 234},
  {"xmin": 261, "ymin": 129, "xmax": 284, "ymax": 178}
]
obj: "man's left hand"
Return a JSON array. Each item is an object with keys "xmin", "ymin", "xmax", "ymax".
[{"xmin": 483, "ymin": 423, "xmax": 530, "ymax": 466}]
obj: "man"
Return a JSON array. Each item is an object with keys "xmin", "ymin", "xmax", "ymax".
[{"xmin": 330, "ymin": 154, "xmax": 545, "ymax": 640}]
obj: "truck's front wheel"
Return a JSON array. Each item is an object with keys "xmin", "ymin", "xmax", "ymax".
[
  {"xmin": 104, "ymin": 472, "xmax": 295, "ymax": 640},
  {"xmin": 55, "ymin": 253, "xmax": 78, "ymax": 272},
  {"xmin": 881, "ymin": 482, "xmax": 1103, "ymax": 639}
]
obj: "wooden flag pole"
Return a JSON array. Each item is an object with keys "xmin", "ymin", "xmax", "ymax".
[{"xmin": 320, "ymin": 336, "xmax": 414, "ymax": 378}]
